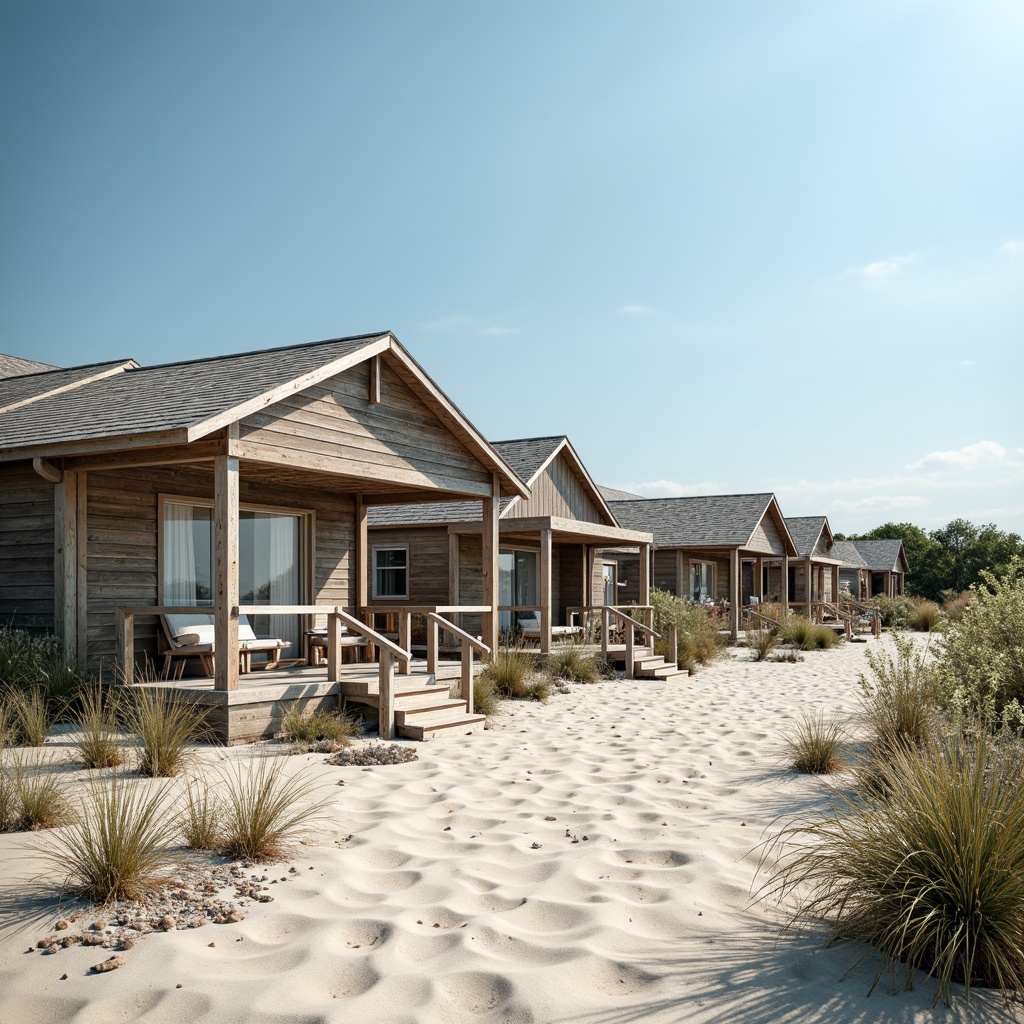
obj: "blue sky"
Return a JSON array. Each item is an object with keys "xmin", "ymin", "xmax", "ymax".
[{"xmin": 2, "ymin": 1, "xmax": 1021, "ymax": 533}]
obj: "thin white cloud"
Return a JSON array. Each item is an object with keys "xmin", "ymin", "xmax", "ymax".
[
  {"xmin": 620, "ymin": 480, "xmax": 726, "ymax": 498},
  {"xmin": 857, "ymin": 254, "xmax": 918, "ymax": 285},
  {"xmin": 417, "ymin": 313, "xmax": 474, "ymax": 331},
  {"xmin": 908, "ymin": 440, "xmax": 1006, "ymax": 472},
  {"xmin": 960, "ymin": 359, "xmax": 975, "ymax": 367},
  {"xmin": 618, "ymin": 304, "xmax": 656, "ymax": 315},
  {"xmin": 480, "ymin": 326, "xmax": 521, "ymax": 336},
  {"xmin": 1000, "ymin": 240, "xmax": 1023, "ymax": 258}
]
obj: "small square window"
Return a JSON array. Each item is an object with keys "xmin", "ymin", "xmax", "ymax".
[{"xmin": 373, "ymin": 547, "xmax": 408, "ymax": 598}]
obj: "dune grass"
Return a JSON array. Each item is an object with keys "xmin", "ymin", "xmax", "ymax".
[
  {"xmin": 783, "ymin": 616, "xmax": 841, "ymax": 651},
  {"xmin": 478, "ymin": 646, "xmax": 539, "ymax": 699},
  {"xmin": 748, "ymin": 624, "xmax": 779, "ymax": 662},
  {"xmin": 48, "ymin": 772, "xmax": 178, "ymax": 904},
  {"xmin": 280, "ymin": 705, "xmax": 360, "ymax": 752},
  {"xmin": 859, "ymin": 634, "xmax": 937, "ymax": 756},
  {"xmin": 0, "ymin": 626, "xmax": 82, "ymax": 708},
  {"xmin": 4, "ymin": 686, "xmax": 54, "ymax": 747},
  {"xmin": 4, "ymin": 757, "xmax": 71, "ymax": 831},
  {"xmin": 547, "ymin": 645, "xmax": 601, "ymax": 683},
  {"xmin": 180, "ymin": 779, "xmax": 222, "ymax": 851},
  {"xmin": 908, "ymin": 599, "xmax": 942, "ymax": 632},
  {"xmin": 783, "ymin": 710, "xmax": 845, "ymax": 774},
  {"xmin": 472, "ymin": 675, "xmax": 500, "ymax": 718},
  {"xmin": 126, "ymin": 688, "xmax": 208, "ymax": 777},
  {"xmin": 73, "ymin": 685, "xmax": 125, "ymax": 770},
  {"xmin": 764, "ymin": 727, "xmax": 1024, "ymax": 1005},
  {"xmin": 218, "ymin": 756, "xmax": 326, "ymax": 862}
]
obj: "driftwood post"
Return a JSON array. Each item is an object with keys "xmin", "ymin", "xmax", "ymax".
[
  {"xmin": 461, "ymin": 638, "xmax": 473, "ymax": 713},
  {"xmin": 378, "ymin": 652, "xmax": 395, "ymax": 740}
]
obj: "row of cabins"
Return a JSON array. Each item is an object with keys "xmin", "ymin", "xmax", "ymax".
[{"xmin": 0, "ymin": 336, "xmax": 908, "ymax": 742}]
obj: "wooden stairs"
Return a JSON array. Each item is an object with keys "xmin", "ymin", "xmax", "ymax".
[
  {"xmin": 627, "ymin": 646, "xmax": 689, "ymax": 682},
  {"xmin": 340, "ymin": 675, "xmax": 485, "ymax": 741}
]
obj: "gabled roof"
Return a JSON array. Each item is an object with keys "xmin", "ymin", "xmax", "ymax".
[
  {"xmin": 785, "ymin": 516, "xmax": 835, "ymax": 558},
  {"xmin": 834, "ymin": 539, "xmax": 909, "ymax": 573},
  {"xmin": 0, "ymin": 333, "xmax": 531, "ymax": 498},
  {"xmin": 0, "ymin": 353, "xmax": 59, "ymax": 378},
  {"xmin": 369, "ymin": 435, "xmax": 617, "ymax": 529},
  {"xmin": 599, "ymin": 485, "xmax": 644, "ymax": 501},
  {"xmin": 608, "ymin": 493, "xmax": 798, "ymax": 554}
]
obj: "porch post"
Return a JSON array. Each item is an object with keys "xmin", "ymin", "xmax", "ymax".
[
  {"xmin": 781, "ymin": 554, "xmax": 789, "ymax": 612},
  {"xmin": 806, "ymin": 557, "xmax": 814, "ymax": 620},
  {"xmin": 639, "ymin": 543, "xmax": 651, "ymax": 607},
  {"xmin": 214, "ymin": 450, "xmax": 240, "ymax": 692},
  {"xmin": 54, "ymin": 470, "xmax": 78, "ymax": 663},
  {"xmin": 676, "ymin": 550, "xmax": 684, "ymax": 599},
  {"xmin": 755, "ymin": 556, "xmax": 763, "ymax": 604},
  {"xmin": 729, "ymin": 549, "xmax": 740, "ymax": 642},
  {"xmin": 355, "ymin": 494, "xmax": 368, "ymax": 619},
  {"xmin": 539, "ymin": 528, "xmax": 552, "ymax": 654},
  {"xmin": 481, "ymin": 472, "xmax": 500, "ymax": 657},
  {"xmin": 832, "ymin": 564, "xmax": 839, "ymax": 604}
]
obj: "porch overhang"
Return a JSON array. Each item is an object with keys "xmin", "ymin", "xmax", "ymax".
[{"xmin": 449, "ymin": 515, "xmax": 653, "ymax": 547}]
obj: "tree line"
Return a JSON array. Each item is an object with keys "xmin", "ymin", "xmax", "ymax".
[{"xmin": 835, "ymin": 519, "xmax": 1024, "ymax": 602}]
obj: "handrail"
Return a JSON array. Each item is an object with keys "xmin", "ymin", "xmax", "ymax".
[
  {"xmin": 362, "ymin": 604, "xmax": 491, "ymax": 614},
  {"xmin": 425, "ymin": 613, "xmax": 490, "ymax": 657},
  {"xmin": 333, "ymin": 609, "xmax": 407, "ymax": 663},
  {"xmin": 605, "ymin": 605, "xmax": 662, "ymax": 640}
]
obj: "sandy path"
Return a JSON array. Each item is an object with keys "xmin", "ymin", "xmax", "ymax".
[{"xmin": 0, "ymin": 635, "xmax": 1011, "ymax": 1023}]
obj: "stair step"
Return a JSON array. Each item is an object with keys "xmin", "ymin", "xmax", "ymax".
[
  {"xmin": 645, "ymin": 666, "xmax": 688, "ymax": 679},
  {"xmin": 342, "ymin": 683, "xmax": 444, "ymax": 707},
  {"xmin": 398, "ymin": 714, "xmax": 486, "ymax": 741},
  {"xmin": 394, "ymin": 699, "xmax": 470, "ymax": 726},
  {"xmin": 634, "ymin": 657, "xmax": 666, "ymax": 670}
]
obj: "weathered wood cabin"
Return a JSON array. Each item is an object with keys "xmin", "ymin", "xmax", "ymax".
[
  {"xmin": 0, "ymin": 333, "xmax": 530, "ymax": 742},
  {"xmin": 782, "ymin": 516, "xmax": 845, "ymax": 616},
  {"xmin": 366, "ymin": 435, "xmax": 655, "ymax": 652},
  {"xmin": 600, "ymin": 492, "xmax": 799, "ymax": 640},
  {"xmin": 831, "ymin": 539, "xmax": 909, "ymax": 599}
]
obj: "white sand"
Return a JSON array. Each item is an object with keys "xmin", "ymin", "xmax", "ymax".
[{"xmin": 0, "ymin": 636, "xmax": 1012, "ymax": 1023}]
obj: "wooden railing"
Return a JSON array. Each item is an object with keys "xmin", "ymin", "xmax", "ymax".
[
  {"xmin": 837, "ymin": 598, "xmax": 882, "ymax": 637},
  {"xmin": 425, "ymin": 613, "xmax": 490, "ymax": 714}
]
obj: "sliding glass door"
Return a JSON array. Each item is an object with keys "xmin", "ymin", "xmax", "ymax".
[
  {"xmin": 498, "ymin": 548, "xmax": 538, "ymax": 631},
  {"xmin": 162, "ymin": 500, "xmax": 305, "ymax": 659}
]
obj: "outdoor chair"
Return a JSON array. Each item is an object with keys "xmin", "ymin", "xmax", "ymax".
[
  {"xmin": 160, "ymin": 613, "xmax": 291, "ymax": 679},
  {"xmin": 517, "ymin": 611, "xmax": 584, "ymax": 644}
]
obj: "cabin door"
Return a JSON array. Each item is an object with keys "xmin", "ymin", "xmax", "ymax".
[{"xmin": 498, "ymin": 549, "xmax": 538, "ymax": 631}]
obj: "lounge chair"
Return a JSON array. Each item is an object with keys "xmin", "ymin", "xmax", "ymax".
[
  {"xmin": 160, "ymin": 613, "xmax": 291, "ymax": 679},
  {"xmin": 517, "ymin": 611, "xmax": 583, "ymax": 643}
]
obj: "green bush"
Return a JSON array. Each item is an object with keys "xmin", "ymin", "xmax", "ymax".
[
  {"xmin": 547, "ymin": 645, "xmax": 601, "ymax": 683},
  {"xmin": 935, "ymin": 558, "xmax": 1024, "ymax": 727},
  {"xmin": 940, "ymin": 590, "xmax": 973, "ymax": 623},
  {"xmin": 0, "ymin": 627, "xmax": 82, "ymax": 708},
  {"xmin": 650, "ymin": 588, "xmax": 726, "ymax": 674},
  {"xmin": 764, "ymin": 727, "xmax": 1024, "ymax": 1005},
  {"xmin": 908, "ymin": 599, "xmax": 942, "ymax": 632},
  {"xmin": 280, "ymin": 705, "xmax": 360, "ymax": 752},
  {"xmin": 873, "ymin": 595, "xmax": 915, "ymax": 629},
  {"xmin": 784, "ymin": 710, "xmax": 844, "ymax": 774}
]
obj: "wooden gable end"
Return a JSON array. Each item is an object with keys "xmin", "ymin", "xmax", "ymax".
[
  {"xmin": 236, "ymin": 357, "xmax": 493, "ymax": 495},
  {"xmin": 746, "ymin": 507, "xmax": 787, "ymax": 554},
  {"xmin": 812, "ymin": 531, "xmax": 833, "ymax": 559},
  {"xmin": 512, "ymin": 451, "xmax": 608, "ymax": 524}
]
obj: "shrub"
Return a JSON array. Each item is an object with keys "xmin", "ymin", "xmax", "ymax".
[
  {"xmin": 126, "ymin": 689, "xmax": 207, "ymax": 777},
  {"xmin": 784, "ymin": 710, "xmax": 844, "ymax": 774},
  {"xmin": 934, "ymin": 558, "xmax": 1024, "ymax": 728},
  {"xmin": 650, "ymin": 588, "xmax": 726, "ymax": 674},
  {"xmin": 280, "ymin": 705, "xmax": 359, "ymax": 753},
  {"xmin": 522, "ymin": 679, "xmax": 551, "ymax": 702},
  {"xmin": 941, "ymin": 590, "xmax": 974, "ymax": 623},
  {"xmin": 472, "ymin": 675, "xmax": 500, "ymax": 718},
  {"xmin": 0, "ymin": 627, "xmax": 81, "ymax": 708},
  {"xmin": 180, "ymin": 780, "xmax": 221, "ymax": 851},
  {"xmin": 73, "ymin": 685, "xmax": 124, "ymax": 770},
  {"xmin": 908, "ymin": 599, "xmax": 941, "ymax": 633},
  {"xmin": 326, "ymin": 742, "xmax": 419, "ymax": 767},
  {"xmin": 219, "ymin": 756, "xmax": 326, "ymax": 861},
  {"xmin": 47, "ymin": 772, "xmax": 178, "ymax": 903},
  {"xmin": 6, "ymin": 758, "xmax": 71, "ymax": 831},
  {"xmin": 859, "ymin": 633, "xmax": 937, "ymax": 756},
  {"xmin": 873, "ymin": 595, "xmax": 915, "ymax": 629},
  {"xmin": 4, "ymin": 686, "xmax": 54, "ymax": 746},
  {"xmin": 783, "ymin": 616, "xmax": 841, "ymax": 651},
  {"xmin": 478, "ymin": 646, "xmax": 538, "ymax": 699},
  {"xmin": 548, "ymin": 645, "xmax": 601, "ymax": 683},
  {"xmin": 764, "ymin": 727, "xmax": 1024, "ymax": 1005},
  {"xmin": 747, "ymin": 624, "xmax": 778, "ymax": 662}
]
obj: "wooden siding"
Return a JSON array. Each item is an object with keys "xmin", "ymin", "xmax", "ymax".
[
  {"xmin": 556, "ymin": 544, "xmax": 583, "ymax": 625},
  {"xmin": 653, "ymin": 550, "xmax": 677, "ymax": 595},
  {"xmin": 365, "ymin": 526, "xmax": 450, "ymax": 608},
  {"xmin": 747, "ymin": 511, "xmax": 786, "ymax": 555},
  {"xmin": 239, "ymin": 358, "xmax": 491, "ymax": 493},
  {"xmin": 85, "ymin": 466, "xmax": 355, "ymax": 670},
  {"xmin": 512, "ymin": 452, "xmax": 606, "ymax": 524},
  {"xmin": 0, "ymin": 462, "xmax": 55, "ymax": 632}
]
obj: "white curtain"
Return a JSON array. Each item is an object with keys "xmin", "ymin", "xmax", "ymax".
[{"xmin": 164, "ymin": 503, "xmax": 198, "ymax": 605}]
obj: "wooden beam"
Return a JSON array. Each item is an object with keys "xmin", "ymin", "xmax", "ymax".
[
  {"xmin": 214, "ymin": 452, "xmax": 240, "ymax": 692},
  {"xmin": 449, "ymin": 532, "xmax": 459, "ymax": 606},
  {"xmin": 729, "ymin": 549, "xmax": 740, "ymax": 641},
  {"xmin": 63, "ymin": 439, "xmax": 224, "ymax": 472},
  {"xmin": 32, "ymin": 457, "xmax": 62, "ymax": 483},
  {"xmin": 355, "ymin": 494, "xmax": 368, "ymax": 615},
  {"xmin": 539, "ymin": 528, "xmax": 552, "ymax": 654},
  {"xmin": 481, "ymin": 471, "xmax": 500, "ymax": 656},
  {"xmin": 639, "ymin": 543, "xmax": 651, "ymax": 606},
  {"xmin": 806, "ymin": 557, "xmax": 814, "ymax": 619},
  {"xmin": 781, "ymin": 554, "xmax": 789, "ymax": 610},
  {"xmin": 369, "ymin": 354, "xmax": 381, "ymax": 404},
  {"xmin": 676, "ymin": 550, "xmax": 684, "ymax": 599}
]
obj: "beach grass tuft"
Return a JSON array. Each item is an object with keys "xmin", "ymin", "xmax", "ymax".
[
  {"xmin": 127, "ymin": 688, "xmax": 207, "ymax": 777},
  {"xmin": 73, "ymin": 685, "xmax": 125, "ymax": 770},
  {"xmin": 280, "ymin": 705, "xmax": 360, "ymax": 752},
  {"xmin": 548, "ymin": 645, "xmax": 601, "ymax": 683},
  {"xmin": 784, "ymin": 710, "xmax": 845, "ymax": 774}
]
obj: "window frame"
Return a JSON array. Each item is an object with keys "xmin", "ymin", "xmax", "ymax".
[
  {"xmin": 688, "ymin": 560, "xmax": 715, "ymax": 604},
  {"xmin": 372, "ymin": 544, "xmax": 410, "ymax": 600}
]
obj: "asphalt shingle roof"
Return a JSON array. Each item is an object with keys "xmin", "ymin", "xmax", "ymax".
[
  {"xmin": 0, "ymin": 354, "xmax": 58, "ymax": 378},
  {"xmin": 0, "ymin": 360, "xmax": 133, "ymax": 414},
  {"xmin": 0, "ymin": 334, "xmax": 387, "ymax": 452},
  {"xmin": 609, "ymin": 493, "xmax": 776, "ymax": 548},
  {"xmin": 785, "ymin": 516, "xmax": 829, "ymax": 557},
  {"xmin": 833, "ymin": 539, "xmax": 906, "ymax": 572},
  {"xmin": 598, "ymin": 485, "xmax": 644, "ymax": 501},
  {"xmin": 368, "ymin": 436, "xmax": 565, "ymax": 527}
]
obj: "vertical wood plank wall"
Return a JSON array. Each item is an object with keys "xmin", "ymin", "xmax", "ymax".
[
  {"xmin": 512, "ymin": 453, "xmax": 606, "ymax": 523},
  {"xmin": 0, "ymin": 463, "xmax": 55, "ymax": 632}
]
